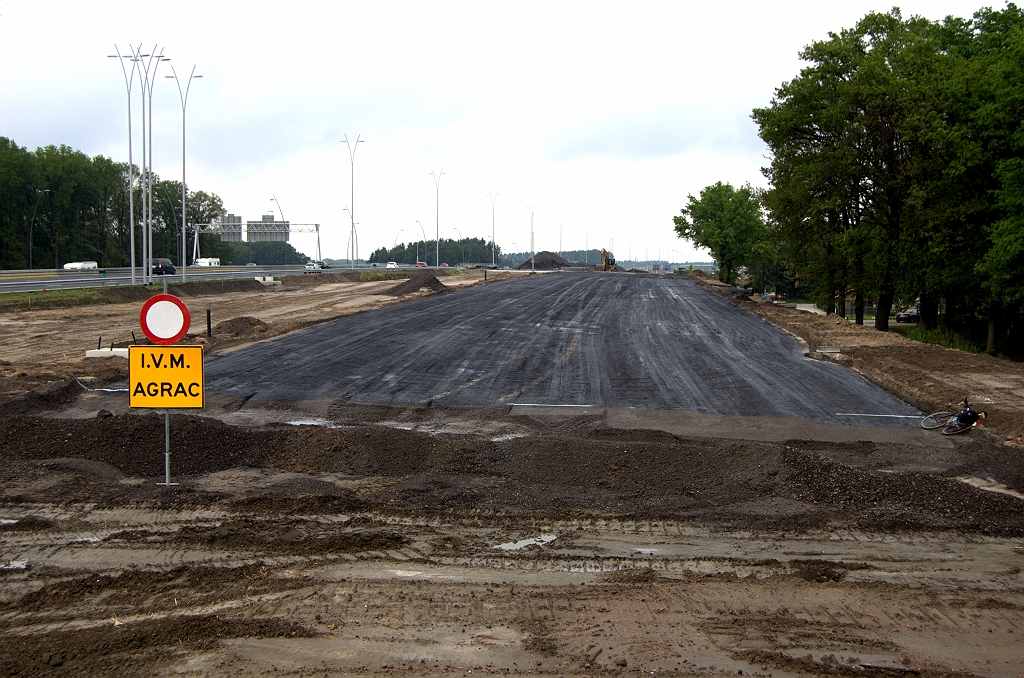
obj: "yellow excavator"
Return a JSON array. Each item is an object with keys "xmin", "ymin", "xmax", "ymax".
[{"xmin": 594, "ymin": 248, "xmax": 619, "ymax": 272}]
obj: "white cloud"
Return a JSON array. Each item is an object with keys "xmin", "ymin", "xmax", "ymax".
[{"xmin": 0, "ymin": 0, "xmax": 985, "ymax": 263}]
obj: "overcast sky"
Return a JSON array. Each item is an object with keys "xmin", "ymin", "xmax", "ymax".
[{"xmin": 1, "ymin": 0, "xmax": 989, "ymax": 263}]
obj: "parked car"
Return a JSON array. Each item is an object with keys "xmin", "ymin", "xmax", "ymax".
[
  {"xmin": 895, "ymin": 308, "xmax": 920, "ymax": 323},
  {"xmin": 151, "ymin": 258, "xmax": 176, "ymax": 275},
  {"xmin": 63, "ymin": 261, "xmax": 98, "ymax": 270},
  {"xmin": 386, "ymin": 261, "xmax": 399, "ymax": 269},
  {"xmin": 415, "ymin": 262, "xmax": 428, "ymax": 268}
]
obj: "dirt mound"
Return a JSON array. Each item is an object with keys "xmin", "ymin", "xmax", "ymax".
[
  {"xmin": 0, "ymin": 612, "xmax": 314, "ymax": 677},
  {"xmin": 103, "ymin": 279, "xmax": 266, "ymax": 304},
  {"xmin": 213, "ymin": 316, "xmax": 269, "ymax": 337},
  {"xmin": 5, "ymin": 409, "xmax": 1022, "ymax": 534},
  {"xmin": 280, "ymin": 270, "xmax": 364, "ymax": 286},
  {"xmin": 517, "ymin": 251, "xmax": 571, "ymax": 270},
  {"xmin": 384, "ymin": 274, "xmax": 448, "ymax": 296},
  {"xmin": 0, "ymin": 380, "xmax": 79, "ymax": 417}
]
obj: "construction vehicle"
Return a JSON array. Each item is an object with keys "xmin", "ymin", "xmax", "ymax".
[{"xmin": 595, "ymin": 248, "xmax": 619, "ymax": 272}]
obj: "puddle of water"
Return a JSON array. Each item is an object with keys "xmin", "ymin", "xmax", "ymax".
[
  {"xmin": 285, "ymin": 419, "xmax": 343, "ymax": 429},
  {"xmin": 3, "ymin": 560, "xmax": 28, "ymax": 570},
  {"xmin": 0, "ymin": 519, "xmax": 18, "ymax": 525},
  {"xmin": 958, "ymin": 476, "xmax": 1024, "ymax": 500},
  {"xmin": 494, "ymin": 534, "xmax": 557, "ymax": 551},
  {"xmin": 490, "ymin": 433, "xmax": 528, "ymax": 442},
  {"xmin": 632, "ymin": 548, "xmax": 659, "ymax": 555}
]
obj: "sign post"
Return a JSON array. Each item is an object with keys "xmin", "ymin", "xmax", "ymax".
[{"xmin": 130, "ymin": 293, "xmax": 203, "ymax": 485}]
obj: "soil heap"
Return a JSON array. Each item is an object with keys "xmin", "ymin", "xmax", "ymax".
[{"xmin": 516, "ymin": 251, "xmax": 571, "ymax": 270}]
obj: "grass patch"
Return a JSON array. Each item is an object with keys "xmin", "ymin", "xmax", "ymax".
[
  {"xmin": 0, "ymin": 288, "xmax": 115, "ymax": 312},
  {"xmin": 905, "ymin": 326, "xmax": 981, "ymax": 353},
  {"xmin": 357, "ymin": 271, "xmax": 416, "ymax": 282}
]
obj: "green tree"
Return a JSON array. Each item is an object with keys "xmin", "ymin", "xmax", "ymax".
[{"xmin": 673, "ymin": 182, "xmax": 767, "ymax": 284}]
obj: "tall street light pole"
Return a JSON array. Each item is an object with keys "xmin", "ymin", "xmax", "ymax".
[
  {"xmin": 454, "ymin": 227, "xmax": 464, "ymax": 267},
  {"xmin": 27, "ymin": 189, "xmax": 49, "ymax": 270},
  {"xmin": 430, "ymin": 169, "xmax": 444, "ymax": 267},
  {"xmin": 556, "ymin": 217, "xmax": 566, "ymax": 257},
  {"xmin": 415, "ymin": 219, "xmax": 427, "ymax": 265},
  {"xmin": 109, "ymin": 45, "xmax": 138, "ymax": 284},
  {"xmin": 342, "ymin": 135, "xmax": 363, "ymax": 268},
  {"xmin": 166, "ymin": 64, "xmax": 201, "ymax": 282},
  {"xmin": 133, "ymin": 45, "xmax": 169, "ymax": 283},
  {"xmin": 526, "ymin": 206, "xmax": 535, "ymax": 272},
  {"xmin": 487, "ymin": 193, "xmax": 498, "ymax": 267}
]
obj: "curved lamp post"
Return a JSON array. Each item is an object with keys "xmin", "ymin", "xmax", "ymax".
[
  {"xmin": 430, "ymin": 169, "xmax": 444, "ymax": 267},
  {"xmin": 487, "ymin": 193, "xmax": 498, "ymax": 266},
  {"xmin": 166, "ymin": 65, "xmax": 201, "ymax": 282},
  {"xmin": 109, "ymin": 45, "xmax": 138, "ymax": 284},
  {"xmin": 27, "ymin": 188, "xmax": 49, "ymax": 270},
  {"xmin": 342, "ymin": 135, "xmax": 363, "ymax": 268}
]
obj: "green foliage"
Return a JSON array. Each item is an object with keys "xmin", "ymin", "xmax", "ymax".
[
  {"xmin": 218, "ymin": 241, "xmax": 309, "ymax": 266},
  {"xmin": 0, "ymin": 136, "xmax": 227, "ymax": 270},
  {"xmin": 673, "ymin": 182, "xmax": 768, "ymax": 284},
  {"xmin": 905, "ymin": 327, "xmax": 981, "ymax": 354},
  {"xmin": 742, "ymin": 5, "xmax": 1024, "ymax": 346},
  {"xmin": 369, "ymin": 238, "xmax": 498, "ymax": 266}
]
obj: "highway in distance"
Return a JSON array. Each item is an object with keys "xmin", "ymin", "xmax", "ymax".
[{"xmin": 206, "ymin": 273, "xmax": 921, "ymax": 425}]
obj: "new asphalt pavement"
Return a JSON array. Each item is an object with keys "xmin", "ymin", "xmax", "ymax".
[{"xmin": 205, "ymin": 273, "xmax": 921, "ymax": 426}]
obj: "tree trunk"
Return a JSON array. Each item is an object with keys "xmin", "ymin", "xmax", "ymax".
[
  {"xmin": 876, "ymin": 290, "xmax": 894, "ymax": 332},
  {"xmin": 855, "ymin": 292, "xmax": 865, "ymax": 325},
  {"xmin": 919, "ymin": 295, "xmax": 938, "ymax": 330},
  {"xmin": 988, "ymin": 312, "xmax": 997, "ymax": 353},
  {"xmin": 837, "ymin": 293, "xmax": 846, "ymax": 319}
]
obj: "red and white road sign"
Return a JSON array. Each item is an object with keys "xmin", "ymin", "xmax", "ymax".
[{"xmin": 139, "ymin": 294, "xmax": 191, "ymax": 345}]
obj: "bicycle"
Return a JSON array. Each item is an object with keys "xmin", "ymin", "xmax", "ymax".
[{"xmin": 921, "ymin": 398, "xmax": 987, "ymax": 435}]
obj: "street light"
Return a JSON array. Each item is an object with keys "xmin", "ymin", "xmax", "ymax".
[
  {"xmin": 415, "ymin": 219, "xmax": 427, "ymax": 265},
  {"xmin": 27, "ymin": 188, "xmax": 49, "ymax": 269},
  {"xmin": 109, "ymin": 45, "xmax": 138, "ymax": 284},
  {"xmin": 393, "ymin": 228, "xmax": 403, "ymax": 250},
  {"xmin": 487, "ymin": 193, "xmax": 498, "ymax": 267},
  {"xmin": 166, "ymin": 65, "xmax": 201, "ymax": 282},
  {"xmin": 556, "ymin": 217, "xmax": 566, "ymax": 256},
  {"xmin": 430, "ymin": 169, "xmax": 444, "ymax": 267},
  {"xmin": 526, "ymin": 206, "xmax": 535, "ymax": 272},
  {"xmin": 131, "ymin": 45, "xmax": 169, "ymax": 283},
  {"xmin": 454, "ymin": 226, "xmax": 464, "ymax": 266},
  {"xmin": 342, "ymin": 135, "xmax": 363, "ymax": 268}
]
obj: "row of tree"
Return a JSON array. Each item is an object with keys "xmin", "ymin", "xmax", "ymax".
[
  {"xmin": 0, "ymin": 136, "xmax": 277, "ymax": 269},
  {"xmin": 369, "ymin": 238, "xmax": 501, "ymax": 266},
  {"xmin": 674, "ymin": 6, "xmax": 1023, "ymax": 352}
]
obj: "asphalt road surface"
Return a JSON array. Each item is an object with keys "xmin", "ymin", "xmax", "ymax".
[{"xmin": 206, "ymin": 273, "xmax": 921, "ymax": 426}]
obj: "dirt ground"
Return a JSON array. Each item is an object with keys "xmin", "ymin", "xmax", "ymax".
[
  {"xmin": 2, "ymin": 270, "xmax": 1023, "ymax": 677},
  {"xmin": 688, "ymin": 272, "xmax": 1024, "ymax": 446}
]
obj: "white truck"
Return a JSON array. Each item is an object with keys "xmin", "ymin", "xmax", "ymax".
[{"xmin": 194, "ymin": 258, "xmax": 221, "ymax": 267}]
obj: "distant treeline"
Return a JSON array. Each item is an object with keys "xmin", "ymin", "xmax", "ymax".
[
  {"xmin": 0, "ymin": 137, "xmax": 312, "ymax": 269},
  {"xmin": 674, "ymin": 6, "xmax": 1024, "ymax": 354},
  {"xmin": 369, "ymin": 238, "xmax": 500, "ymax": 266}
]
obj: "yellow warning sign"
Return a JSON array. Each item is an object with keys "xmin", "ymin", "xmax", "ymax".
[{"xmin": 129, "ymin": 345, "xmax": 204, "ymax": 408}]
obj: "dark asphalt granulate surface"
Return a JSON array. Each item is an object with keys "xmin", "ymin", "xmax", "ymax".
[{"xmin": 205, "ymin": 274, "xmax": 920, "ymax": 426}]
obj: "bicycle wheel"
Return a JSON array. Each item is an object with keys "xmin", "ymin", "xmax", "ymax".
[
  {"xmin": 921, "ymin": 412, "xmax": 954, "ymax": 430},
  {"xmin": 942, "ymin": 419, "xmax": 973, "ymax": 435}
]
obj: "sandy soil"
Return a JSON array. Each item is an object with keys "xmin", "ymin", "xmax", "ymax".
[{"xmin": 2, "ymin": 270, "xmax": 1023, "ymax": 677}]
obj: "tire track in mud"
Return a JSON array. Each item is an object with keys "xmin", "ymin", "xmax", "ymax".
[{"xmin": 204, "ymin": 273, "xmax": 922, "ymax": 424}]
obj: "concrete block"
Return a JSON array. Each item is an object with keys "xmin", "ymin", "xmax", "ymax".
[{"xmin": 85, "ymin": 348, "xmax": 129, "ymax": 358}]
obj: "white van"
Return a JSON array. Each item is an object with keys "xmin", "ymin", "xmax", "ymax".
[
  {"xmin": 194, "ymin": 258, "xmax": 221, "ymax": 267},
  {"xmin": 63, "ymin": 261, "xmax": 98, "ymax": 270}
]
